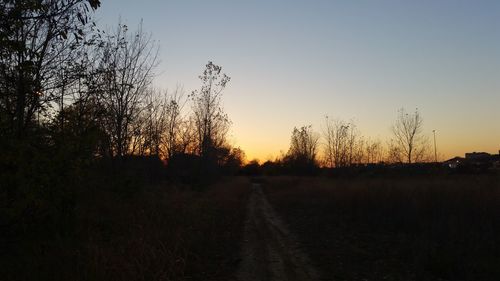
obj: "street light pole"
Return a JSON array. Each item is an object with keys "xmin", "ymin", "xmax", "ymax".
[{"xmin": 432, "ymin": 130, "xmax": 437, "ymax": 163}]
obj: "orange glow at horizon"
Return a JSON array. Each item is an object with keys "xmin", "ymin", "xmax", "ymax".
[
  {"xmin": 96, "ymin": 1, "xmax": 500, "ymax": 163},
  {"xmin": 233, "ymin": 123, "xmax": 500, "ymax": 164},
  {"xmin": 239, "ymin": 143, "xmax": 500, "ymax": 164}
]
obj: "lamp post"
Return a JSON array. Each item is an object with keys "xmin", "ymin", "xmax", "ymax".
[{"xmin": 432, "ymin": 130, "xmax": 437, "ymax": 163}]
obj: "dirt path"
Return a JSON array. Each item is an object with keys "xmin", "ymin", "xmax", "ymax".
[{"xmin": 235, "ymin": 183, "xmax": 321, "ymax": 281}]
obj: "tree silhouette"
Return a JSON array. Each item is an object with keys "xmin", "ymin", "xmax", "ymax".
[
  {"xmin": 323, "ymin": 117, "xmax": 363, "ymax": 168},
  {"xmin": 0, "ymin": 0, "xmax": 100, "ymax": 137},
  {"xmin": 191, "ymin": 62, "xmax": 231, "ymax": 162},
  {"xmin": 95, "ymin": 22, "xmax": 159, "ymax": 157},
  {"xmin": 390, "ymin": 108, "xmax": 429, "ymax": 164},
  {"xmin": 285, "ymin": 125, "xmax": 319, "ymax": 173},
  {"xmin": 365, "ymin": 138, "xmax": 384, "ymax": 164}
]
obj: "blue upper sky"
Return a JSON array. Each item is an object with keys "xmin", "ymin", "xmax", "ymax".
[{"xmin": 95, "ymin": 0, "xmax": 500, "ymax": 160}]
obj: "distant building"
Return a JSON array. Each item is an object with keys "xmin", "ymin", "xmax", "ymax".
[
  {"xmin": 493, "ymin": 151, "xmax": 500, "ymax": 170},
  {"xmin": 443, "ymin": 156, "xmax": 465, "ymax": 169},
  {"xmin": 465, "ymin": 152, "xmax": 491, "ymax": 161},
  {"xmin": 444, "ymin": 150, "xmax": 500, "ymax": 171}
]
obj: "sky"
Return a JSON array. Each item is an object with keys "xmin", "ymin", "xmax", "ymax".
[{"xmin": 95, "ymin": 0, "xmax": 500, "ymax": 161}]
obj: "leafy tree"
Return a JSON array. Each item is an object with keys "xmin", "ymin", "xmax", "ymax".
[
  {"xmin": 0, "ymin": 0, "xmax": 102, "ymax": 240},
  {"xmin": 0, "ymin": 0, "xmax": 100, "ymax": 137}
]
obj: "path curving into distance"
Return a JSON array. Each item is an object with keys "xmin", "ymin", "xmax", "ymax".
[{"xmin": 236, "ymin": 183, "xmax": 321, "ymax": 281}]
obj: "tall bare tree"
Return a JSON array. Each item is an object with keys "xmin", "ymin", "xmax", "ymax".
[
  {"xmin": 131, "ymin": 86, "xmax": 186, "ymax": 160},
  {"xmin": 130, "ymin": 88, "xmax": 162, "ymax": 156},
  {"xmin": 96, "ymin": 22, "xmax": 159, "ymax": 157},
  {"xmin": 390, "ymin": 108, "xmax": 429, "ymax": 164},
  {"xmin": 161, "ymin": 87, "xmax": 187, "ymax": 160},
  {"xmin": 323, "ymin": 117, "xmax": 362, "ymax": 168},
  {"xmin": 191, "ymin": 61, "xmax": 231, "ymax": 160}
]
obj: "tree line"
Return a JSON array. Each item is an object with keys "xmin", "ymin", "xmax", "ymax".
[
  {"xmin": 0, "ymin": 0, "xmax": 241, "ymax": 165},
  {"xmin": 0, "ymin": 0, "xmax": 243, "ymax": 235},
  {"xmin": 275, "ymin": 107, "xmax": 432, "ymax": 174}
]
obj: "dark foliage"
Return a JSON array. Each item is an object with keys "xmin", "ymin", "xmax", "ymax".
[{"xmin": 1, "ymin": 3, "xmax": 244, "ymax": 280}]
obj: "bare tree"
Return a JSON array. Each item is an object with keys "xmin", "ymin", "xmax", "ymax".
[
  {"xmin": 351, "ymin": 137, "xmax": 365, "ymax": 165},
  {"xmin": 191, "ymin": 61, "xmax": 231, "ymax": 160},
  {"xmin": 161, "ymin": 87, "xmax": 187, "ymax": 160},
  {"xmin": 287, "ymin": 125, "xmax": 319, "ymax": 166},
  {"xmin": 176, "ymin": 116, "xmax": 197, "ymax": 155},
  {"xmin": 386, "ymin": 139, "xmax": 403, "ymax": 163},
  {"xmin": 130, "ymin": 88, "xmax": 161, "ymax": 156},
  {"xmin": 323, "ymin": 117, "xmax": 344, "ymax": 168},
  {"xmin": 323, "ymin": 117, "xmax": 362, "ymax": 168},
  {"xmin": 390, "ymin": 108, "xmax": 429, "ymax": 164},
  {"xmin": 131, "ymin": 86, "xmax": 187, "ymax": 160},
  {"xmin": 365, "ymin": 138, "xmax": 384, "ymax": 164},
  {"xmin": 96, "ymin": 22, "xmax": 159, "ymax": 157}
]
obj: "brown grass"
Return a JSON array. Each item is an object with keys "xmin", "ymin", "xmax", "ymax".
[
  {"xmin": 2, "ymin": 177, "xmax": 250, "ymax": 281},
  {"xmin": 264, "ymin": 175, "xmax": 500, "ymax": 281}
]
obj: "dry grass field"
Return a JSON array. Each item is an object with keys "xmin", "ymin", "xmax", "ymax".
[
  {"xmin": 264, "ymin": 175, "xmax": 500, "ymax": 281},
  {"xmin": 3, "ymin": 174, "xmax": 499, "ymax": 281},
  {"xmin": 2, "ymin": 177, "xmax": 250, "ymax": 281}
]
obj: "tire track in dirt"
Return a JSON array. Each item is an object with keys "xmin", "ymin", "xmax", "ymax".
[{"xmin": 236, "ymin": 183, "xmax": 321, "ymax": 281}]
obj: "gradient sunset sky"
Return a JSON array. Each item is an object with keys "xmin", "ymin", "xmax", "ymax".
[{"xmin": 96, "ymin": 0, "xmax": 500, "ymax": 161}]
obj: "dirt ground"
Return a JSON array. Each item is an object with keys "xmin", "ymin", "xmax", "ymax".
[{"xmin": 235, "ymin": 183, "xmax": 321, "ymax": 281}]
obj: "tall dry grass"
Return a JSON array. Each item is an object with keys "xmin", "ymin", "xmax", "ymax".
[
  {"xmin": 2, "ymin": 177, "xmax": 250, "ymax": 281},
  {"xmin": 265, "ymin": 175, "xmax": 500, "ymax": 281}
]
